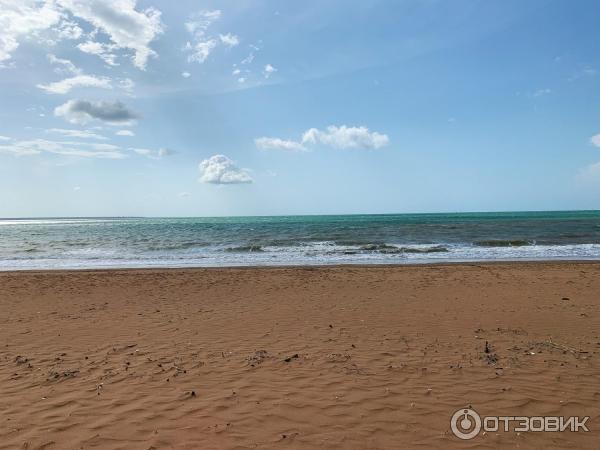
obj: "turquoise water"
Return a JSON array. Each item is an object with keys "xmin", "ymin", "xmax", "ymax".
[{"xmin": 1, "ymin": 211, "xmax": 600, "ymax": 270}]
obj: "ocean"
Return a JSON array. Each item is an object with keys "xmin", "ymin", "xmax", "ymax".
[{"xmin": 1, "ymin": 211, "xmax": 600, "ymax": 270}]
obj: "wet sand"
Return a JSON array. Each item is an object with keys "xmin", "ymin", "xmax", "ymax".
[{"xmin": 1, "ymin": 262, "xmax": 599, "ymax": 449}]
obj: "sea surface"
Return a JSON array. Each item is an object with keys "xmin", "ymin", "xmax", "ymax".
[{"xmin": 1, "ymin": 211, "xmax": 600, "ymax": 270}]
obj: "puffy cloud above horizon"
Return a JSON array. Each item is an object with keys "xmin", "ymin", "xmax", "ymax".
[
  {"xmin": 55, "ymin": 99, "xmax": 138, "ymax": 125},
  {"xmin": 591, "ymin": 134, "xmax": 600, "ymax": 147},
  {"xmin": 302, "ymin": 125, "xmax": 389, "ymax": 149},
  {"xmin": 199, "ymin": 154, "xmax": 252, "ymax": 184},
  {"xmin": 255, "ymin": 125, "xmax": 389, "ymax": 152}
]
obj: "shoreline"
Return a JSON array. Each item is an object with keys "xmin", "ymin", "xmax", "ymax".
[{"xmin": 1, "ymin": 258, "xmax": 600, "ymax": 274}]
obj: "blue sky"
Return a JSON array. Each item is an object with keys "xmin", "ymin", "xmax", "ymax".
[{"xmin": 1, "ymin": 0, "xmax": 599, "ymax": 217}]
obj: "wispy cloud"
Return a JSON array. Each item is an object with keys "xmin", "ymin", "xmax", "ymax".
[
  {"xmin": 255, "ymin": 137, "xmax": 307, "ymax": 152},
  {"xmin": 131, "ymin": 147, "xmax": 173, "ymax": 159},
  {"xmin": 219, "ymin": 33, "xmax": 239, "ymax": 48},
  {"xmin": 184, "ymin": 10, "xmax": 221, "ymax": 63},
  {"xmin": 46, "ymin": 128, "xmax": 107, "ymax": 140},
  {"xmin": 0, "ymin": 138, "xmax": 126, "ymax": 159},
  {"xmin": 37, "ymin": 74, "xmax": 112, "ymax": 94}
]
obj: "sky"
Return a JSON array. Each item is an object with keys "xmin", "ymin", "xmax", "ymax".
[{"xmin": 0, "ymin": 0, "xmax": 600, "ymax": 217}]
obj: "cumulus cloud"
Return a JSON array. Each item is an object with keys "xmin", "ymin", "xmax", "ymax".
[
  {"xmin": 116, "ymin": 129, "xmax": 134, "ymax": 136},
  {"xmin": 199, "ymin": 154, "xmax": 252, "ymax": 184},
  {"xmin": 181, "ymin": 71, "xmax": 191, "ymax": 78},
  {"xmin": 219, "ymin": 33, "xmax": 239, "ymax": 48},
  {"xmin": 263, "ymin": 63, "xmax": 277, "ymax": 78},
  {"xmin": 54, "ymin": 99, "xmax": 138, "ymax": 125},
  {"xmin": 0, "ymin": 138, "xmax": 126, "ymax": 159},
  {"xmin": 37, "ymin": 74, "xmax": 112, "ymax": 94},
  {"xmin": 57, "ymin": 0, "xmax": 164, "ymax": 70},
  {"xmin": 46, "ymin": 128, "xmax": 107, "ymax": 139},
  {"xmin": 302, "ymin": 125, "xmax": 389, "ymax": 149},
  {"xmin": 591, "ymin": 134, "xmax": 600, "ymax": 148},
  {"xmin": 255, "ymin": 137, "xmax": 306, "ymax": 152},
  {"xmin": 256, "ymin": 125, "xmax": 389, "ymax": 152},
  {"xmin": 0, "ymin": 0, "xmax": 63, "ymax": 64}
]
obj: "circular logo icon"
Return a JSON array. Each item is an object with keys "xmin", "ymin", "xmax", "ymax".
[{"xmin": 451, "ymin": 408, "xmax": 482, "ymax": 440}]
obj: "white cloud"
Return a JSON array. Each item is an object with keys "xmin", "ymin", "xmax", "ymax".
[
  {"xmin": 240, "ymin": 52, "xmax": 255, "ymax": 65},
  {"xmin": 0, "ymin": 135, "xmax": 11, "ymax": 141},
  {"xmin": 116, "ymin": 129, "xmax": 134, "ymax": 136},
  {"xmin": 591, "ymin": 134, "xmax": 600, "ymax": 148},
  {"xmin": 56, "ymin": 19, "xmax": 83, "ymax": 40},
  {"xmin": 185, "ymin": 39, "xmax": 216, "ymax": 63},
  {"xmin": 237, "ymin": 77, "xmax": 246, "ymax": 83},
  {"xmin": 57, "ymin": 0, "xmax": 164, "ymax": 70},
  {"xmin": 178, "ymin": 191, "xmax": 191, "ymax": 197},
  {"xmin": 256, "ymin": 125, "xmax": 390, "ymax": 152},
  {"xmin": 77, "ymin": 41, "xmax": 119, "ymax": 66},
  {"xmin": 184, "ymin": 10, "xmax": 220, "ymax": 64},
  {"xmin": 181, "ymin": 71, "xmax": 191, "ymax": 78},
  {"xmin": 0, "ymin": 0, "xmax": 63, "ymax": 64},
  {"xmin": 73, "ymin": 186, "xmax": 81, "ymax": 191},
  {"xmin": 255, "ymin": 137, "xmax": 306, "ymax": 152},
  {"xmin": 46, "ymin": 128, "xmax": 107, "ymax": 139},
  {"xmin": 118, "ymin": 77, "xmax": 134, "ymax": 94},
  {"xmin": 219, "ymin": 33, "xmax": 239, "ymax": 48},
  {"xmin": 55, "ymin": 99, "xmax": 138, "ymax": 125},
  {"xmin": 263, "ymin": 63, "xmax": 277, "ymax": 78},
  {"xmin": 199, "ymin": 154, "xmax": 252, "ymax": 184},
  {"xmin": 37, "ymin": 74, "xmax": 112, "ymax": 94},
  {"xmin": 302, "ymin": 125, "xmax": 389, "ymax": 149},
  {"xmin": 47, "ymin": 53, "xmax": 81, "ymax": 75},
  {"xmin": 232, "ymin": 68, "xmax": 240, "ymax": 75},
  {"xmin": 0, "ymin": 138, "xmax": 126, "ymax": 159},
  {"xmin": 185, "ymin": 10, "xmax": 221, "ymax": 35},
  {"xmin": 532, "ymin": 88, "xmax": 551, "ymax": 97},
  {"xmin": 131, "ymin": 147, "xmax": 172, "ymax": 159}
]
